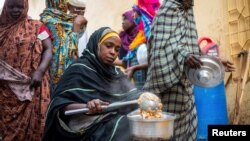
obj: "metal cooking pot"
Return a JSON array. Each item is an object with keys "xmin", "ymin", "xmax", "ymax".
[
  {"xmin": 127, "ymin": 110, "xmax": 176, "ymax": 140},
  {"xmin": 185, "ymin": 55, "xmax": 224, "ymax": 88}
]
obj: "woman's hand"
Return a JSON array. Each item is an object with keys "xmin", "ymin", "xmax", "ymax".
[
  {"xmin": 185, "ymin": 54, "xmax": 202, "ymax": 69},
  {"xmin": 125, "ymin": 66, "xmax": 135, "ymax": 78},
  {"xmin": 74, "ymin": 15, "xmax": 88, "ymax": 25},
  {"xmin": 30, "ymin": 37, "xmax": 52, "ymax": 90},
  {"xmin": 87, "ymin": 99, "xmax": 109, "ymax": 114},
  {"xmin": 73, "ymin": 15, "xmax": 88, "ymax": 32},
  {"xmin": 221, "ymin": 59, "xmax": 235, "ymax": 72},
  {"xmin": 30, "ymin": 70, "xmax": 43, "ymax": 90}
]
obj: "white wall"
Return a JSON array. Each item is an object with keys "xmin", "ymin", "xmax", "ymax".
[
  {"xmin": 0, "ymin": 0, "xmax": 230, "ymax": 44},
  {"xmin": 0, "ymin": 0, "xmax": 4, "ymax": 13},
  {"xmin": 0, "ymin": 0, "xmax": 4, "ymax": 7},
  {"xmin": 27, "ymin": 0, "xmax": 135, "ymax": 35}
]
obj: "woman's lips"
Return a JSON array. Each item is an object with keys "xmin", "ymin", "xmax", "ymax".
[{"xmin": 107, "ymin": 57, "xmax": 115, "ymax": 63}]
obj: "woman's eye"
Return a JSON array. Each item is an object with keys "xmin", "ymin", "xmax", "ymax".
[
  {"xmin": 8, "ymin": 5, "xmax": 14, "ymax": 9},
  {"xmin": 18, "ymin": 6, "xmax": 24, "ymax": 9},
  {"xmin": 115, "ymin": 48, "xmax": 120, "ymax": 52},
  {"xmin": 105, "ymin": 43, "xmax": 112, "ymax": 48}
]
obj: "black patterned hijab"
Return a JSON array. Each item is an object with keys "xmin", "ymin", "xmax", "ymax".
[
  {"xmin": 43, "ymin": 27, "xmax": 140, "ymax": 141},
  {"xmin": 53, "ymin": 27, "xmax": 137, "ymax": 99},
  {"xmin": 81, "ymin": 27, "xmax": 123, "ymax": 79}
]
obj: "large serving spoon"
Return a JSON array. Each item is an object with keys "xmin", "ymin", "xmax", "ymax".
[{"xmin": 64, "ymin": 92, "xmax": 161, "ymax": 116}]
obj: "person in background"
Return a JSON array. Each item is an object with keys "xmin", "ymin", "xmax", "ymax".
[
  {"xmin": 40, "ymin": 0, "xmax": 87, "ymax": 90},
  {"xmin": 113, "ymin": 10, "xmax": 138, "ymax": 67},
  {"xmin": 42, "ymin": 27, "xmax": 140, "ymax": 141},
  {"xmin": 68, "ymin": 0, "xmax": 89, "ymax": 57},
  {"xmin": 0, "ymin": 0, "xmax": 52, "ymax": 140},
  {"xmin": 143, "ymin": 0, "xmax": 235, "ymax": 140},
  {"xmin": 122, "ymin": 0, "xmax": 160, "ymax": 90}
]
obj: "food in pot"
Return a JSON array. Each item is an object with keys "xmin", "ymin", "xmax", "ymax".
[{"xmin": 138, "ymin": 92, "xmax": 163, "ymax": 119}]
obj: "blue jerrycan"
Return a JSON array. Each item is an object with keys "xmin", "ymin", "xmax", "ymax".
[
  {"xmin": 194, "ymin": 37, "xmax": 229, "ymax": 141},
  {"xmin": 194, "ymin": 81, "xmax": 229, "ymax": 140}
]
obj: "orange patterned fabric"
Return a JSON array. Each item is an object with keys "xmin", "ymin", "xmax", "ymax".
[{"xmin": 0, "ymin": 0, "xmax": 50, "ymax": 141}]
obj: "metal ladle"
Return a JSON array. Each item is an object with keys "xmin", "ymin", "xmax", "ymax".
[
  {"xmin": 64, "ymin": 92, "xmax": 161, "ymax": 116},
  {"xmin": 138, "ymin": 92, "xmax": 162, "ymax": 112}
]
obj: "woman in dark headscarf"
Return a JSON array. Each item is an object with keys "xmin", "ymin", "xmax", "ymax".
[
  {"xmin": 43, "ymin": 27, "xmax": 141, "ymax": 141},
  {"xmin": 0, "ymin": 0, "xmax": 52, "ymax": 140}
]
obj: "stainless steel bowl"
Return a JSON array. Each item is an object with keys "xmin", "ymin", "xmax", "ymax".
[
  {"xmin": 185, "ymin": 55, "xmax": 224, "ymax": 88},
  {"xmin": 127, "ymin": 110, "xmax": 176, "ymax": 140}
]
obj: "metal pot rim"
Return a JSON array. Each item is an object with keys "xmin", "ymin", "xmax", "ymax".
[{"xmin": 127, "ymin": 110, "xmax": 176, "ymax": 122}]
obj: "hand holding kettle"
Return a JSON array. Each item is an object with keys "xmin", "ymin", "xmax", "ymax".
[{"xmin": 185, "ymin": 54, "xmax": 203, "ymax": 69}]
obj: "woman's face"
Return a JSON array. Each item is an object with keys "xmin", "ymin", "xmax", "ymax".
[
  {"xmin": 132, "ymin": 10, "xmax": 139, "ymax": 19},
  {"xmin": 99, "ymin": 36, "xmax": 121, "ymax": 66},
  {"xmin": 6, "ymin": 0, "xmax": 25, "ymax": 20},
  {"xmin": 122, "ymin": 16, "xmax": 134, "ymax": 31}
]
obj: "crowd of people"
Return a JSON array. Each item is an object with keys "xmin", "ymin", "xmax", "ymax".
[{"xmin": 0, "ymin": 0, "xmax": 235, "ymax": 141}]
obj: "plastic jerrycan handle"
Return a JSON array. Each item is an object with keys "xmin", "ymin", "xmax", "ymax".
[
  {"xmin": 198, "ymin": 37, "xmax": 213, "ymax": 46},
  {"xmin": 198, "ymin": 37, "xmax": 213, "ymax": 53},
  {"xmin": 198, "ymin": 36, "xmax": 219, "ymax": 57}
]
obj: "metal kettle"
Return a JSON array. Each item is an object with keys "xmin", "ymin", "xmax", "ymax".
[{"xmin": 185, "ymin": 55, "xmax": 224, "ymax": 88}]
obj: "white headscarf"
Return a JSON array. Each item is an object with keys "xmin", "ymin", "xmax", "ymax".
[{"xmin": 68, "ymin": 0, "xmax": 87, "ymax": 8}]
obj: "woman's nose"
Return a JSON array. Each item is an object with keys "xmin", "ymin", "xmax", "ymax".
[
  {"xmin": 12, "ymin": 7, "xmax": 19, "ymax": 12},
  {"xmin": 110, "ymin": 48, "xmax": 116, "ymax": 55}
]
